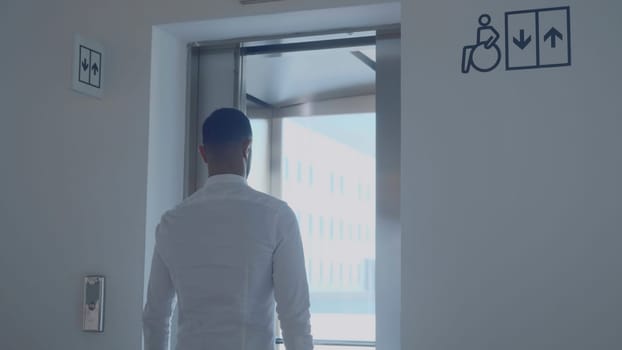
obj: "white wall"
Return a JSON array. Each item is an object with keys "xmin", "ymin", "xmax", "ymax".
[
  {"xmin": 402, "ymin": 1, "xmax": 622, "ymax": 349},
  {"xmin": 0, "ymin": 1, "xmax": 395, "ymax": 350},
  {"xmin": 2, "ymin": 0, "xmax": 621, "ymax": 349},
  {"xmin": 1, "ymin": 2, "xmax": 152, "ymax": 349}
]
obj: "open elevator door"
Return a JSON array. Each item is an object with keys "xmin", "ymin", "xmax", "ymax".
[
  {"xmin": 185, "ymin": 44, "xmax": 246, "ymax": 195},
  {"xmin": 186, "ymin": 27, "xmax": 400, "ymax": 350},
  {"xmin": 375, "ymin": 28, "xmax": 401, "ymax": 350},
  {"xmin": 170, "ymin": 43, "xmax": 247, "ymax": 350}
]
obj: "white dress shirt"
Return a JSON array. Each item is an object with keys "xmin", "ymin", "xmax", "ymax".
[{"xmin": 143, "ymin": 174, "xmax": 313, "ymax": 350}]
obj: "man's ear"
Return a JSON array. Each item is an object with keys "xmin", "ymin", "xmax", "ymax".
[
  {"xmin": 242, "ymin": 139, "xmax": 252, "ymax": 159},
  {"xmin": 199, "ymin": 145, "xmax": 208, "ymax": 164}
]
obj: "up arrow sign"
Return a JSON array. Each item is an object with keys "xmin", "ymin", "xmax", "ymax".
[{"xmin": 544, "ymin": 27, "xmax": 563, "ymax": 48}]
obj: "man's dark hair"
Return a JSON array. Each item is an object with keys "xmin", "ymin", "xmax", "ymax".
[{"xmin": 202, "ymin": 108, "xmax": 252, "ymax": 146}]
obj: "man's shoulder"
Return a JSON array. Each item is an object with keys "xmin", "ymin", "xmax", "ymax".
[
  {"xmin": 160, "ymin": 186, "xmax": 290, "ymax": 224},
  {"xmin": 243, "ymin": 186, "xmax": 295, "ymax": 215},
  {"xmin": 161, "ymin": 187, "xmax": 208, "ymax": 217}
]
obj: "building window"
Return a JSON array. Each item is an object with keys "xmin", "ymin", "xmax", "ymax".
[
  {"xmin": 279, "ymin": 114, "xmax": 376, "ymax": 343},
  {"xmin": 307, "ymin": 259, "xmax": 313, "ymax": 283}
]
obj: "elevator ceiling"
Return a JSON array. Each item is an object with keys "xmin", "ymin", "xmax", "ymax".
[{"xmin": 244, "ymin": 37, "xmax": 376, "ymax": 108}]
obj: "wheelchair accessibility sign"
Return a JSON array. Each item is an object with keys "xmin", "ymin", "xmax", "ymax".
[{"xmin": 461, "ymin": 6, "xmax": 571, "ymax": 74}]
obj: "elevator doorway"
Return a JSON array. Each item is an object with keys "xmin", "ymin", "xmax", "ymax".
[{"xmin": 186, "ymin": 28, "xmax": 400, "ymax": 350}]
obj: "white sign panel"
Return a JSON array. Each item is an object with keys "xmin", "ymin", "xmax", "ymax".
[{"xmin": 72, "ymin": 34, "xmax": 104, "ymax": 98}]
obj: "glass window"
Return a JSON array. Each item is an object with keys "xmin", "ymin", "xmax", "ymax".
[
  {"xmin": 280, "ymin": 114, "xmax": 376, "ymax": 345},
  {"xmin": 247, "ymin": 118, "xmax": 270, "ymax": 193}
]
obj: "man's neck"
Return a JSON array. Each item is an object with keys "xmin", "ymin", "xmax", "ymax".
[{"xmin": 207, "ymin": 167, "xmax": 245, "ymax": 178}]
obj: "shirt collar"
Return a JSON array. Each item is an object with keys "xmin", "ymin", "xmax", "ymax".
[{"xmin": 204, "ymin": 174, "xmax": 248, "ymax": 187}]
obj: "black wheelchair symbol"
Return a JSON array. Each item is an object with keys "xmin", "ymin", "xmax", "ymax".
[{"xmin": 461, "ymin": 14, "xmax": 502, "ymax": 73}]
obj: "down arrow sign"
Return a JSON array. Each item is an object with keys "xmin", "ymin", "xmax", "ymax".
[{"xmin": 513, "ymin": 29, "xmax": 532, "ymax": 50}]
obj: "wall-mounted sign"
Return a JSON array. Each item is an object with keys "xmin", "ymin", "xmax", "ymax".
[
  {"xmin": 72, "ymin": 35, "xmax": 104, "ymax": 98},
  {"xmin": 461, "ymin": 6, "xmax": 571, "ymax": 74}
]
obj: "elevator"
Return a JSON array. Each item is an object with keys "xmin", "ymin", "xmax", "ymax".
[{"xmin": 184, "ymin": 27, "xmax": 401, "ymax": 350}]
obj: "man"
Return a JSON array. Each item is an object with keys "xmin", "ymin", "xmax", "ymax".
[{"xmin": 143, "ymin": 108, "xmax": 313, "ymax": 350}]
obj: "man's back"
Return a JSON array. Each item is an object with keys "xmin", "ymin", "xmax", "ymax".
[{"xmin": 143, "ymin": 175, "xmax": 312, "ymax": 350}]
